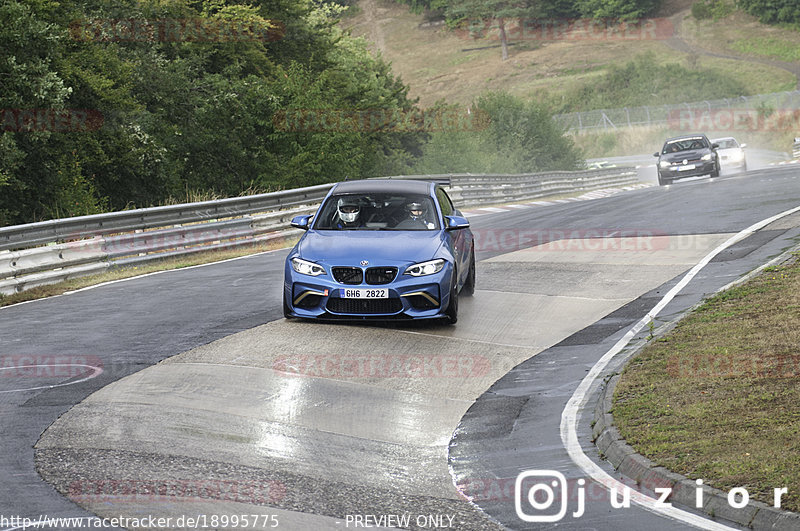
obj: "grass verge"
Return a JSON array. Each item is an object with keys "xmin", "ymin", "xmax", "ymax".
[
  {"xmin": 613, "ymin": 254, "xmax": 800, "ymax": 512},
  {"xmin": 345, "ymin": 1, "xmax": 795, "ymax": 109},
  {"xmin": 0, "ymin": 237, "xmax": 298, "ymax": 309},
  {"xmin": 731, "ymin": 37, "xmax": 800, "ymax": 63}
]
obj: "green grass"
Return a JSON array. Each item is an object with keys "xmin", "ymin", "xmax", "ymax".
[
  {"xmin": 731, "ymin": 37, "xmax": 800, "ymax": 62},
  {"xmin": 345, "ymin": 1, "xmax": 796, "ymax": 109},
  {"xmin": 614, "ymin": 258, "xmax": 800, "ymax": 512}
]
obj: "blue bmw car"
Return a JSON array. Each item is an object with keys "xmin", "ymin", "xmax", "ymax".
[{"xmin": 283, "ymin": 179, "xmax": 475, "ymax": 324}]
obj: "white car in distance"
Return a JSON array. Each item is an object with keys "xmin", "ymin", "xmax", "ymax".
[{"xmin": 711, "ymin": 137, "xmax": 747, "ymax": 172}]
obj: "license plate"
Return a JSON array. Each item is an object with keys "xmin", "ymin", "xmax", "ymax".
[
  {"xmin": 340, "ymin": 288, "xmax": 388, "ymax": 299},
  {"xmin": 677, "ymin": 164, "xmax": 696, "ymax": 171}
]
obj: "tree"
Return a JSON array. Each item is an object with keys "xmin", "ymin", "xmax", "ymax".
[
  {"xmin": 445, "ymin": 1, "xmax": 542, "ymax": 61},
  {"xmin": 576, "ymin": 0, "xmax": 662, "ymax": 20}
]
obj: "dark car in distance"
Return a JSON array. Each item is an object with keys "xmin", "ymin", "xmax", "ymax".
[{"xmin": 654, "ymin": 134, "xmax": 720, "ymax": 186}]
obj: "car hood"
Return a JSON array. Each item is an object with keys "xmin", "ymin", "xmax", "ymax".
[
  {"xmin": 296, "ymin": 230, "xmax": 445, "ymax": 266},
  {"xmin": 716, "ymin": 147, "xmax": 742, "ymax": 155},
  {"xmin": 660, "ymin": 149, "xmax": 711, "ymax": 162}
]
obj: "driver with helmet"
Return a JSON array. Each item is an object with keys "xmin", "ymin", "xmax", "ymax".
[
  {"xmin": 404, "ymin": 201, "xmax": 434, "ymax": 229},
  {"xmin": 335, "ymin": 197, "xmax": 362, "ymax": 228}
]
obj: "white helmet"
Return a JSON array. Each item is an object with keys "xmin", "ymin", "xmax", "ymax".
[{"xmin": 337, "ymin": 197, "xmax": 360, "ymax": 224}]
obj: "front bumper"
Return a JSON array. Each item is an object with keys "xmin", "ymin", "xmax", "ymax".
[
  {"xmin": 719, "ymin": 154, "xmax": 746, "ymax": 168},
  {"xmin": 658, "ymin": 159, "xmax": 716, "ymax": 180},
  {"xmin": 284, "ymin": 263, "xmax": 455, "ymax": 320}
]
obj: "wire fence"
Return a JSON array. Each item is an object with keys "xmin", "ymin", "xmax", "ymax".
[{"xmin": 554, "ymin": 90, "xmax": 800, "ymax": 132}]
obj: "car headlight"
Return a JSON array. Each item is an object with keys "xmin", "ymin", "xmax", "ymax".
[
  {"xmin": 659, "ymin": 161, "xmax": 671, "ymax": 168},
  {"xmin": 701, "ymin": 153, "xmax": 713, "ymax": 161},
  {"xmin": 405, "ymin": 259, "xmax": 445, "ymax": 277},
  {"xmin": 291, "ymin": 258, "xmax": 326, "ymax": 276}
]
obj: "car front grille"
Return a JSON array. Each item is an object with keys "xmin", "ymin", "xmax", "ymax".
[
  {"xmin": 365, "ymin": 267, "xmax": 397, "ymax": 285},
  {"xmin": 326, "ymin": 298, "xmax": 403, "ymax": 314},
  {"xmin": 332, "ymin": 267, "xmax": 363, "ymax": 284}
]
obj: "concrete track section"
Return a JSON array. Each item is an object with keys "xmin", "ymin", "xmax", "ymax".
[{"xmin": 35, "ymin": 230, "xmax": 734, "ymax": 530}]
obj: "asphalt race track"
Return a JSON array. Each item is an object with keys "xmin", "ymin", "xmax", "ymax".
[{"xmin": 3, "ymin": 166, "xmax": 800, "ymax": 530}]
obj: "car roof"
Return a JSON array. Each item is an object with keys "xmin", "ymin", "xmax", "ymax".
[
  {"xmin": 710, "ymin": 136, "xmax": 737, "ymax": 142},
  {"xmin": 664, "ymin": 134, "xmax": 708, "ymax": 143},
  {"xmin": 332, "ymin": 179, "xmax": 433, "ymax": 195}
]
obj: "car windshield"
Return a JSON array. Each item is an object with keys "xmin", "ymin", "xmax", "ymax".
[
  {"xmin": 713, "ymin": 139, "xmax": 739, "ymax": 149},
  {"xmin": 314, "ymin": 192, "xmax": 439, "ymax": 231},
  {"xmin": 663, "ymin": 138, "xmax": 708, "ymax": 153}
]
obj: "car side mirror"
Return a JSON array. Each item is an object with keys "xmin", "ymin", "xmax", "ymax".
[
  {"xmin": 711, "ymin": 143, "xmax": 719, "ymax": 149},
  {"xmin": 445, "ymin": 215, "xmax": 470, "ymax": 230},
  {"xmin": 653, "ymin": 152, "xmax": 660, "ymax": 157},
  {"xmin": 740, "ymin": 143, "xmax": 747, "ymax": 148},
  {"xmin": 290, "ymin": 215, "xmax": 312, "ymax": 230}
]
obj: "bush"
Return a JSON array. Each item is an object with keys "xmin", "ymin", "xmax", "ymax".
[
  {"xmin": 576, "ymin": 0, "xmax": 662, "ymax": 20},
  {"xmin": 692, "ymin": 0, "xmax": 734, "ymax": 20},
  {"xmin": 736, "ymin": 0, "xmax": 800, "ymax": 25},
  {"xmin": 691, "ymin": 1, "xmax": 712, "ymax": 19},
  {"xmin": 556, "ymin": 53, "xmax": 750, "ymax": 113},
  {"xmin": 414, "ymin": 94, "xmax": 583, "ymax": 174}
]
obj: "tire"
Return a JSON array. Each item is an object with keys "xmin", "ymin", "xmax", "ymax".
[
  {"xmin": 283, "ymin": 291, "xmax": 293, "ymax": 319},
  {"xmin": 444, "ymin": 274, "xmax": 459, "ymax": 325},
  {"xmin": 710, "ymin": 161, "xmax": 720, "ymax": 178},
  {"xmin": 462, "ymin": 248, "xmax": 476, "ymax": 297},
  {"xmin": 742, "ymin": 162, "xmax": 747, "ymax": 173},
  {"xmin": 657, "ymin": 172, "xmax": 669, "ymax": 186}
]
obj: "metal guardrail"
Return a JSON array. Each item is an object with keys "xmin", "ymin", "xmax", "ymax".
[
  {"xmin": 447, "ymin": 167, "xmax": 637, "ymax": 205},
  {"xmin": 0, "ymin": 170, "xmax": 638, "ymax": 295}
]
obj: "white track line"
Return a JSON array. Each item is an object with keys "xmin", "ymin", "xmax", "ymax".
[
  {"xmin": 560, "ymin": 203, "xmax": 800, "ymax": 530},
  {"xmin": 0, "ymin": 364, "xmax": 103, "ymax": 393}
]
